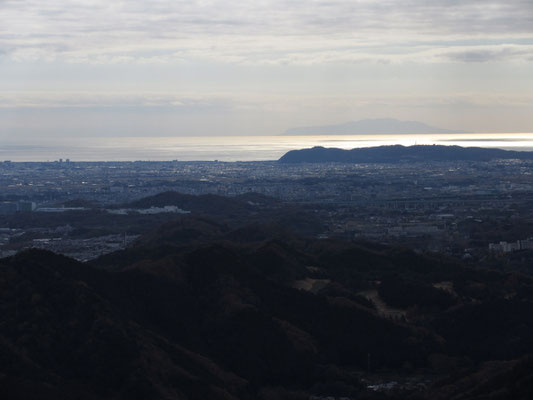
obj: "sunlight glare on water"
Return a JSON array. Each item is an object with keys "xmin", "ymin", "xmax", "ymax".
[{"xmin": 1, "ymin": 133, "xmax": 533, "ymax": 161}]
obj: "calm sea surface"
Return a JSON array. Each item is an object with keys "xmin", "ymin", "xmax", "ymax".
[{"xmin": 2, "ymin": 133, "xmax": 533, "ymax": 162}]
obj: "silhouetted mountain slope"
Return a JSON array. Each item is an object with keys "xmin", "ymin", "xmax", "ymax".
[
  {"xmin": 116, "ymin": 191, "xmax": 325, "ymax": 237},
  {"xmin": 420, "ymin": 355, "xmax": 533, "ymax": 400},
  {"xmin": 137, "ymin": 216, "xmax": 230, "ymax": 247},
  {"xmin": 279, "ymin": 145, "xmax": 533, "ymax": 163},
  {"xmin": 0, "ymin": 250, "xmax": 247, "ymax": 400},
  {"xmin": 125, "ymin": 191, "xmax": 278, "ymax": 216},
  {"xmin": 3, "ymin": 192, "xmax": 324, "ymax": 251},
  {"xmin": 92, "ymin": 241, "xmax": 441, "ymax": 391},
  {"xmin": 3, "ymin": 221, "xmax": 533, "ymax": 399}
]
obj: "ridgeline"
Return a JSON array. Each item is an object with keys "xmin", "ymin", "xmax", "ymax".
[
  {"xmin": 279, "ymin": 145, "xmax": 533, "ymax": 163},
  {"xmin": 2, "ymin": 218, "xmax": 533, "ymax": 399}
]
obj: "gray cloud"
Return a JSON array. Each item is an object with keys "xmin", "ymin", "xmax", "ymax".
[
  {"xmin": 442, "ymin": 46, "xmax": 533, "ymax": 62},
  {"xmin": 1, "ymin": 0, "xmax": 532, "ymax": 136},
  {"xmin": 1, "ymin": 0, "xmax": 532, "ymax": 64},
  {"xmin": 0, "ymin": 92, "xmax": 230, "ymax": 109}
]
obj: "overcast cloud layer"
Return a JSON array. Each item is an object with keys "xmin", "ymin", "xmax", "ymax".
[{"xmin": 1, "ymin": 0, "xmax": 532, "ymax": 138}]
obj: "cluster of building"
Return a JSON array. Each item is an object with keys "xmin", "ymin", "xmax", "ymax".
[
  {"xmin": 489, "ymin": 238, "xmax": 533, "ymax": 253},
  {"xmin": 1, "ymin": 158, "xmax": 532, "ymax": 260},
  {"xmin": 2, "ymin": 159, "xmax": 532, "ymax": 206},
  {"xmin": 29, "ymin": 233, "xmax": 139, "ymax": 262},
  {"xmin": 0, "ymin": 201, "xmax": 36, "ymax": 214},
  {"xmin": 107, "ymin": 205, "xmax": 190, "ymax": 215}
]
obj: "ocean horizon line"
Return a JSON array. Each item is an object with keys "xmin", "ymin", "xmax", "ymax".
[{"xmin": 1, "ymin": 133, "xmax": 533, "ymax": 162}]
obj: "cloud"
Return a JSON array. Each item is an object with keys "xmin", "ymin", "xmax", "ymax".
[
  {"xmin": 1, "ymin": 91, "xmax": 531, "ymax": 112},
  {"xmin": 1, "ymin": 1, "xmax": 532, "ymax": 137},
  {"xmin": 0, "ymin": 92, "xmax": 231, "ymax": 110},
  {"xmin": 0, "ymin": 0, "xmax": 532, "ymax": 65},
  {"xmin": 439, "ymin": 45, "xmax": 533, "ymax": 62}
]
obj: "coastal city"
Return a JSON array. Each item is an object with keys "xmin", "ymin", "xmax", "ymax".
[{"xmin": 1, "ymin": 158, "xmax": 532, "ymax": 267}]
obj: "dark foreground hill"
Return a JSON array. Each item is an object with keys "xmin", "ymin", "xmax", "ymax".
[
  {"xmin": 2, "ymin": 220, "xmax": 533, "ymax": 399},
  {"xmin": 279, "ymin": 145, "xmax": 533, "ymax": 163}
]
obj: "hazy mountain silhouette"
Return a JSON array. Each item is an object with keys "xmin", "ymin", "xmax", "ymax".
[{"xmin": 283, "ymin": 118, "xmax": 462, "ymax": 135}]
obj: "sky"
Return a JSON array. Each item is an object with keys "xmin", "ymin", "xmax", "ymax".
[{"xmin": 1, "ymin": 0, "xmax": 532, "ymax": 139}]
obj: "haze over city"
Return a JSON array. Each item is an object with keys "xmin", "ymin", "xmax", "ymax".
[{"xmin": 1, "ymin": 0, "xmax": 533, "ymax": 140}]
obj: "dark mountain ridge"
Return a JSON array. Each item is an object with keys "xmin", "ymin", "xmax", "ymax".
[
  {"xmin": 124, "ymin": 191, "xmax": 279, "ymax": 213},
  {"xmin": 2, "ymin": 219, "xmax": 533, "ymax": 399},
  {"xmin": 279, "ymin": 145, "xmax": 533, "ymax": 163}
]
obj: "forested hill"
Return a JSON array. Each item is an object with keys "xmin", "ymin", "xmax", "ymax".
[
  {"xmin": 279, "ymin": 145, "xmax": 533, "ymax": 163},
  {"xmin": 2, "ymin": 219, "xmax": 533, "ymax": 399}
]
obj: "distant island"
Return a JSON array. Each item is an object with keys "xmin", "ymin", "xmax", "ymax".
[
  {"xmin": 279, "ymin": 144, "xmax": 533, "ymax": 163},
  {"xmin": 282, "ymin": 118, "xmax": 462, "ymax": 135}
]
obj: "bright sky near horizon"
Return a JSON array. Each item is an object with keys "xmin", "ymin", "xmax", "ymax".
[{"xmin": 1, "ymin": 0, "xmax": 532, "ymax": 139}]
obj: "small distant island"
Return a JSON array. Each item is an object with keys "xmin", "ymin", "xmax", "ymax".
[
  {"xmin": 279, "ymin": 144, "xmax": 533, "ymax": 163},
  {"xmin": 282, "ymin": 118, "xmax": 462, "ymax": 135}
]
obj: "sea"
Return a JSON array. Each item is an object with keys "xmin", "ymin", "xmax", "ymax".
[{"xmin": 1, "ymin": 133, "xmax": 533, "ymax": 162}]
